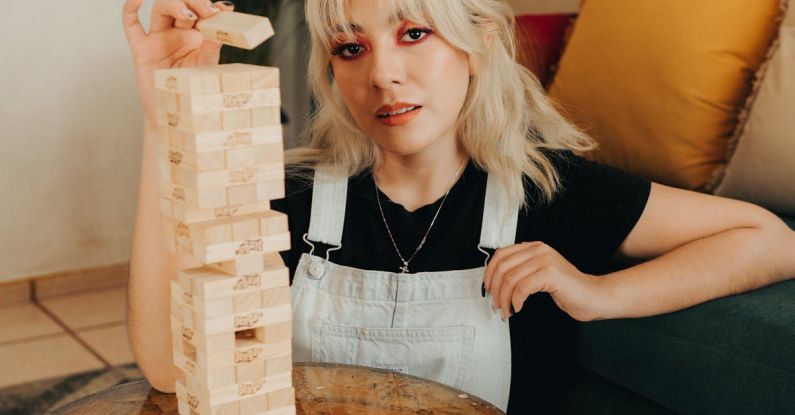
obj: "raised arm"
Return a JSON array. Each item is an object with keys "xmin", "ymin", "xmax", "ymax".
[{"xmin": 122, "ymin": 0, "xmax": 232, "ymax": 392}]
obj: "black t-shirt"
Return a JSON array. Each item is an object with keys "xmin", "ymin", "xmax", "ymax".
[{"xmin": 270, "ymin": 149, "xmax": 651, "ymax": 413}]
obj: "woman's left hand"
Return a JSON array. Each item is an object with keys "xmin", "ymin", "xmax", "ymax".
[{"xmin": 484, "ymin": 241, "xmax": 610, "ymax": 322}]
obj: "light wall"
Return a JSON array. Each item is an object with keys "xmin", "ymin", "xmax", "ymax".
[
  {"xmin": 0, "ymin": 1, "xmax": 155, "ymax": 283},
  {"xmin": 506, "ymin": 0, "xmax": 580, "ymax": 14}
]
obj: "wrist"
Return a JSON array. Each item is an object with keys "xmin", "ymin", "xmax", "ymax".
[{"xmin": 594, "ymin": 273, "xmax": 625, "ymax": 320}]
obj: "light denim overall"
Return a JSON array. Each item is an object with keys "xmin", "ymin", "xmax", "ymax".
[{"xmin": 291, "ymin": 166, "xmax": 518, "ymax": 411}]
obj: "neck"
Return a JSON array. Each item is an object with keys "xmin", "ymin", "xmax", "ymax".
[{"xmin": 374, "ymin": 138, "xmax": 469, "ymax": 212}]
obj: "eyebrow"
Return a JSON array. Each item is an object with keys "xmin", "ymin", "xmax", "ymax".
[{"xmin": 335, "ymin": 10, "xmax": 405, "ymax": 33}]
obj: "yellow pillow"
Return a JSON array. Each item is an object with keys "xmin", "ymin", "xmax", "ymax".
[{"xmin": 548, "ymin": 0, "xmax": 783, "ymax": 190}]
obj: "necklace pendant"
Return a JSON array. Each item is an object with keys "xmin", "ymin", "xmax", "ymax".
[{"xmin": 400, "ymin": 262, "xmax": 409, "ymax": 273}]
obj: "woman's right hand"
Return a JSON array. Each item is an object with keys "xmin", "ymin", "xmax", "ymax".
[{"xmin": 122, "ymin": 0, "xmax": 234, "ymax": 128}]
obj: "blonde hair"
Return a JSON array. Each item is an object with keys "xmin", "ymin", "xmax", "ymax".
[{"xmin": 287, "ymin": 0, "xmax": 596, "ymax": 210}]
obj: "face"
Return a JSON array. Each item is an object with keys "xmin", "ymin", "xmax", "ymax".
[{"xmin": 329, "ymin": 0, "xmax": 476, "ymax": 158}]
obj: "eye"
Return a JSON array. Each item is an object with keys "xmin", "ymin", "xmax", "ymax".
[
  {"xmin": 331, "ymin": 43, "xmax": 364, "ymax": 59},
  {"xmin": 400, "ymin": 28, "xmax": 432, "ymax": 42}
]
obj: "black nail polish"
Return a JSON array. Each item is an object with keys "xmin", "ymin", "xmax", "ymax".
[
  {"xmin": 222, "ymin": 1, "xmax": 234, "ymax": 5},
  {"xmin": 481, "ymin": 282, "xmax": 486, "ymax": 298},
  {"xmin": 510, "ymin": 304, "xmax": 516, "ymax": 315}
]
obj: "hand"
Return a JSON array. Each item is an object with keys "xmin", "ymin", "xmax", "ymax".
[
  {"xmin": 122, "ymin": 0, "xmax": 234, "ymax": 127},
  {"xmin": 483, "ymin": 241, "xmax": 608, "ymax": 322}
]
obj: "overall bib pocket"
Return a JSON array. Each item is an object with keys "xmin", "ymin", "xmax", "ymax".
[{"xmin": 311, "ymin": 320, "xmax": 476, "ymax": 390}]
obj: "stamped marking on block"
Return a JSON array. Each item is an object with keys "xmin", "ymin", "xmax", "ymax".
[
  {"xmin": 184, "ymin": 359, "xmax": 196, "ymax": 374},
  {"xmin": 176, "ymin": 223, "xmax": 190, "ymax": 238},
  {"xmin": 172, "ymin": 187, "xmax": 186, "ymax": 201},
  {"xmin": 214, "ymin": 205, "xmax": 241, "ymax": 218},
  {"xmin": 187, "ymin": 393, "xmax": 199, "ymax": 409},
  {"xmin": 169, "ymin": 150, "xmax": 183, "ymax": 166},
  {"xmin": 182, "ymin": 292, "xmax": 193, "ymax": 304},
  {"xmin": 234, "ymin": 274, "xmax": 262, "ymax": 290},
  {"xmin": 167, "ymin": 113, "xmax": 180, "ymax": 127},
  {"xmin": 229, "ymin": 166, "xmax": 257, "ymax": 184},
  {"xmin": 215, "ymin": 31, "xmax": 232, "ymax": 43},
  {"xmin": 239, "ymin": 379, "xmax": 264, "ymax": 396},
  {"xmin": 235, "ymin": 347, "xmax": 262, "ymax": 363},
  {"xmin": 181, "ymin": 327, "xmax": 194, "ymax": 341},
  {"xmin": 223, "ymin": 92, "xmax": 253, "ymax": 108},
  {"xmin": 235, "ymin": 239, "xmax": 263, "ymax": 255},
  {"xmin": 165, "ymin": 76, "xmax": 178, "ymax": 91},
  {"xmin": 223, "ymin": 131, "xmax": 253, "ymax": 147},
  {"xmin": 235, "ymin": 311, "xmax": 264, "ymax": 329}
]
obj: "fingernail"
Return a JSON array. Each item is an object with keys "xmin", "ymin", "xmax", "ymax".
[
  {"xmin": 222, "ymin": 1, "xmax": 234, "ymax": 5},
  {"xmin": 481, "ymin": 283, "xmax": 485, "ymax": 298},
  {"xmin": 181, "ymin": 8, "xmax": 197, "ymax": 20},
  {"xmin": 510, "ymin": 304, "xmax": 516, "ymax": 315},
  {"xmin": 209, "ymin": 2, "xmax": 220, "ymax": 11}
]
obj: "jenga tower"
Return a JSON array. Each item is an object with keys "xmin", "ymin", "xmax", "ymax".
[{"xmin": 153, "ymin": 14, "xmax": 295, "ymax": 413}]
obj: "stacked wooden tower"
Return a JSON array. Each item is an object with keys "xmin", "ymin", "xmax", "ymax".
[{"xmin": 154, "ymin": 12, "xmax": 295, "ymax": 415}]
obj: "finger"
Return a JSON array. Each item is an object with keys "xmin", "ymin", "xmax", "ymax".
[
  {"xmin": 214, "ymin": 1, "xmax": 235, "ymax": 12},
  {"xmin": 486, "ymin": 242, "xmax": 544, "ymax": 303},
  {"xmin": 122, "ymin": 0, "xmax": 148, "ymax": 46},
  {"xmin": 185, "ymin": 0, "xmax": 222, "ymax": 18},
  {"xmin": 196, "ymin": 38, "xmax": 223, "ymax": 66},
  {"xmin": 511, "ymin": 269, "xmax": 551, "ymax": 314},
  {"xmin": 484, "ymin": 241, "xmax": 540, "ymax": 292},
  {"xmin": 498, "ymin": 258, "xmax": 545, "ymax": 319}
]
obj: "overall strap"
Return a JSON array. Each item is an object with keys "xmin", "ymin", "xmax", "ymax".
[
  {"xmin": 478, "ymin": 173, "xmax": 520, "ymax": 251},
  {"xmin": 306, "ymin": 165, "xmax": 348, "ymax": 247}
]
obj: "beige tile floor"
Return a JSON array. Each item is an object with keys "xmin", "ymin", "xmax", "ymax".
[{"xmin": 0, "ymin": 287, "xmax": 135, "ymax": 389}]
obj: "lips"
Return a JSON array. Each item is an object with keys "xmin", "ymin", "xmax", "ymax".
[{"xmin": 375, "ymin": 102, "xmax": 423, "ymax": 127}]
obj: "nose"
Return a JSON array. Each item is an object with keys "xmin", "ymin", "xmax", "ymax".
[{"xmin": 368, "ymin": 42, "xmax": 405, "ymax": 91}]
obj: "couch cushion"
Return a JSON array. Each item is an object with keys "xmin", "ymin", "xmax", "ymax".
[
  {"xmin": 548, "ymin": 0, "xmax": 783, "ymax": 190},
  {"xmin": 577, "ymin": 279, "xmax": 795, "ymax": 414},
  {"xmin": 712, "ymin": 5, "xmax": 795, "ymax": 216}
]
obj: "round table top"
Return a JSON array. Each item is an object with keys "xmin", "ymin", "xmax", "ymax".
[{"xmin": 52, "ymin": 362, "xmax": 505, "ymax": 415}]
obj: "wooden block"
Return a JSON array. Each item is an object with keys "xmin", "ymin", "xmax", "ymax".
[
  {"xmin": 253, "ymin": 143, "xmax": 284, "ymax": 164},
  {"xmin": 236, "ymin": 361, "xmax": 266, "ymax": 383},
  {"xmin": 195, "ymin": 231, "xmax": 290, "ymax": 263},
  {"xmin": 259, "ymin": 180, "xmax": 286, "ymax": 202},
  {"xmin": 163, "ymin": 147, "xmax": 227, "ymax": 172},
  {"xmin": 267, "ymin": 387, "xmax": 295, "ymax": 410},
  {"xmin": 171, "ymin": 162, "xmax": 284, "ymax": 190},
  {"xmin": 173, "ymin": 125, "xmax": 283, "ymax": 154},
  {"xmin": 158, "ymin": 88, "xmax": 280, "ymax": 115},
  {"xmin": 259, "ymin": 210, "xmax": 289, "ymax": 234},
  {"xmin": 169, "ymin": 200, "xmax": 272, "ymax": 224},
  {"xmin": 225, "ymin": 147, "xmax": 257, "ymax": 168},
  {"xmin": 233, "ymin": 292, "xmax": 262, "ymax": 312},
  {"xmin": 172, "ymin": 281, "xmax": 234, "ymax": 318},
  {"xmin": 194, "ymin": 304, "xmax": 291, "ymax": 336},
  {"xmin": 222, "ymin": 109, "xmax": 252, "ymax": 130},
  {"xmin": 173, "ymin": 317, "xmax": 236, "ymax": 354},
  {"xmin": 260, "ymin": 286, "xmax": 291, "ymax": 308},
  {"xmin": 232, "ymin": 217, "xmax": 260, "ymax": 240},
  {"xmin": 226, "ymin": 184, "xmax": 259, "ymax": 205},
  {"xmin": 155, "ymin": 67, "xmax": 221, "ymax": 95},
  {"xmin": 221, "ymin": 69, "xmax": 252, "ymax": 93},
  {"xmin": 239, "ymin": 390, "xmax": 269, "ymax": 415},
  {"xmin": 251, "ymin": 107, "xmax": 281, "ymax": 127},
  {"xmin": 256, "ymin": 321, "xmax": 292, "ymax": 344},
  {"xmin": 196, "ymin": 11, "xmax": 275, "ymax": 50},
  {"xmin": 160, "ymin": 197, "xmax": 174, "ymax": 217},
  {"xmin": 157, "ymin": 109, "xmax": 223, "ymax": 134},
  {"xmin": 264, "ymin": 355, "xmax": 292, "ymax": 377},
  {"xmin": 176, "ymin": 380, "xmax": 240, "ymax": 415},
  {"xmin": 163, "ymin": 217, "xmax": 235, "ymax": 246},
  {"xmin": 250, "ymin": 67, "xmax": 279, "ymax": 89},
  {"xmin": 210, "ymin": 252, "xmax": 267, "ymax": 276},
  {"xmin": 162, "ymin": 182, "xmax": 228, "ymax": 210},
  {"xmin": 182, "ymin": 255, "xmax": 288, "ymax": 300}
]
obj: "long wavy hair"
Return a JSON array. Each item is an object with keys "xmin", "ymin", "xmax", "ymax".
[{"xmin": 286, "ymin": 0, "xmax": 596, "ymax": 210}]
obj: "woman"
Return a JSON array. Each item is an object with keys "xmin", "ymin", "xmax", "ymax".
[{"xmin": 122, "ymin": 0, "xmax": 795, "ymax": 412}]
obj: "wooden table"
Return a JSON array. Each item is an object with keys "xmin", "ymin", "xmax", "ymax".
[{"xmin": 52, "ymin": 362, "xmax": 505, "ymax": 414}]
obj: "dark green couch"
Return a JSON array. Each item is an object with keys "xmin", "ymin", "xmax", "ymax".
[{"xmin": 564, "ymin": 215, "xmax": 795, "ymax": 414}]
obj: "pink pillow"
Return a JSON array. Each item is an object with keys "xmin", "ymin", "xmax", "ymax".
[{"xmin": 515, "ymin": 13, "xmax": 576, "ymax": 88}]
